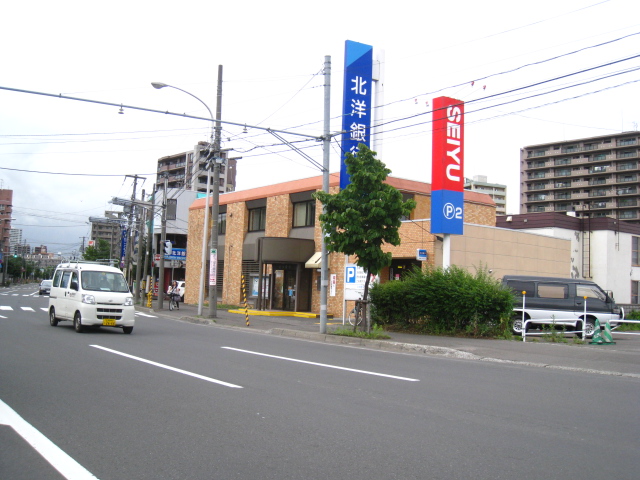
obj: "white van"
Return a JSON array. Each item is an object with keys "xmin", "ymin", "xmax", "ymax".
[{"xmin": 48, "ymin": 261, "xmax": 135, "ymax": 334}]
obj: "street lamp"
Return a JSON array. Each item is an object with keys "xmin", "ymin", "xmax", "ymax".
[{"xmin": 152, "ymin": 82, "xmax": 215, "ymax": 315}]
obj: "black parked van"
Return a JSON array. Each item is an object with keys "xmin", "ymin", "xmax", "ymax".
[{"xmin": 502, "ymin": 275, "xmax": 624, "ymax": 337}]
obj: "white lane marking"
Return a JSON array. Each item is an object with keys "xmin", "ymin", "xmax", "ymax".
[
  {"xmin": 222, "ymin": 347, "xmax": 420, "ymax": 382},
  {"xmin": 135, "ymin": 312, "xmax": 157, "ymax": 318},
  {"xmin": 21, "ymin": 307, "xmax": 35, "ymax": 312},
  {"xmin": 41, "ymin": 308, "xmax": 49, "ymax": 312},
  {"xmin": 0, "ymin": 399, "xmax": 99, "ymax": 480},
  {"xmin": 90, "ymin": 345, "xmax": 242, "ymax": 389},
  {"xmin": 0, "ymin": 315, "xmax": 7, "ymax": 318},
  {"xmin": 0, "ymin": 306, "xmax": 12, "ymax": 310}
]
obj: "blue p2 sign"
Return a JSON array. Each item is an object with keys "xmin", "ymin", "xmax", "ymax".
[{"xmin": 345, "ymin": 266, "xmax": 357, "ymax": 284}]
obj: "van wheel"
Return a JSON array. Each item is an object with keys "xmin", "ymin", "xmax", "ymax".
[
  {"xmin": 512, "ymin": 315, "xmax": 528, "ymax": 336},
  {"xmin": 49, "ymin": 308, "xmax": 58, "ymax": 327},
  {"xmin": 74, "ymin": 312, "xmax": 84, "ymax": 333},
  {"xmin": 123, "ymin": 326, "xmax": 133, "ymax": 334},
  {"xmin": 577, "ymin": 319, "xmax": 596, "ymax": 338}
]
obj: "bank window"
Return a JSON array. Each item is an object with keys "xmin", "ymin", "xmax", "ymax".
[
  {"xmin": 218, "ymin": 212, "xmax": 226, "ymax": 235},
  {"xmin": 293, "ymin": 201, "xmax": 315, "ymax": 227},
  {"xmin": 248, "ymin": 207, "xmax": 266, "ymax": 232},
  {"xmin": 537, "ymin": 283, "xmax": 568, "ymax": 299},
  {"xmin": 633, "ymin": 236, "xmax": 640, "ymax": 266}
]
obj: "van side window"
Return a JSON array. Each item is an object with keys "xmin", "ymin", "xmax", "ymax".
[
  {"xmin": 60, "ymin": 271, "xmax": 72, "ymax": 289},
  {"xmin": 577, "ymin": 284, "xmax": 606, "ymax": 301},
  {"xmin": 537, "ymin": 283, "xmax": 568, "ymax": 299},
  {"xmin": 506, "ymin": 280, "xmax": 535, "ymax": 296},
  {"xmin": 52, "ymin": 270, "xmax": 63, "ymax": 288},
  {"xmin": 70, "ymin": 272, "xmax": 79, "ymax": 290}
]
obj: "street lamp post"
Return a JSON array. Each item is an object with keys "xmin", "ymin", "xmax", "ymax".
[{"xmin": 152, "ymin": 82, "xmax": 216, "ymax": 314}]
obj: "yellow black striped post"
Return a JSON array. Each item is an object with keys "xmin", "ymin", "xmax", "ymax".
[{"xmin": 242, "ymin": 274, "xmax": 250, "ymax": 327}]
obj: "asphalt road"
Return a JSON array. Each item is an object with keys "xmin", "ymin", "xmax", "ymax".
[{"xmin": 1, "ymin": 284, "xmax": 639, "ymax": 479}]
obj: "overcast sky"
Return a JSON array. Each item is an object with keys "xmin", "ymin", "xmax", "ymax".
[{"xmin": 1, "ymin": 0, "xmax": 638, "ymax": 256}]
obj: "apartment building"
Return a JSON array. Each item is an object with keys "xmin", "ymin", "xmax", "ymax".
[
  {"xmin": 89, "ymin": 211, "xmax": 126, "ymax": 260},
  {"xmin": 156, "ymin": 142, "xmax": 238, "ymax": 194},
  {"xmin": 520, "ymin": 131, "xmax": 640, "ymax": 223},
  {"xmin": 464, "ymin": 175, "xmax": 507, "ymax": 215},
  {"xmin": 0, "ymin": 189, "xmax": 13, "ymax": 261}
]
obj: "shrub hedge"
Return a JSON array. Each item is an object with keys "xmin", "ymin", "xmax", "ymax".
[{"xmin": 369, "ymin": 265, "xmax": 514, "ymax": 337}]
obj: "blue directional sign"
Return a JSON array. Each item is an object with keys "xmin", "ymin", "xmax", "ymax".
[{"xmin": 340, "ymin": 40, "xmax": 373, "ymax": 190}]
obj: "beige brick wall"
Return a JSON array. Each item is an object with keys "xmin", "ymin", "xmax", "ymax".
[
  {"xmin": 266, "ymin": 194, "xmax": 292, "ymax": 238},
  {"xmin": 185, "ymin": 186, "xmax": 507, "ymax": 318}
]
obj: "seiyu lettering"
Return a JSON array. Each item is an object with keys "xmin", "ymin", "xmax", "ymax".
[{"xmin": 445, "ymin": 106, "xmax": 462, "ymax": 183}]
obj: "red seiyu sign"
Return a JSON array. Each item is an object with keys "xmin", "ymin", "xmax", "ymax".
[
  {"xmin": 431, "ymin": 96, "xmax": 464, "ymax": 235},
  {"xmin": 431, "ymin": 96, "xmax": 464, "ymax": 192}
]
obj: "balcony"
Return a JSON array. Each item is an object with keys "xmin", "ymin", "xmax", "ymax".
[{"xmin": 527, "ymin": 172, "xmax": 547, "ymax": 179}]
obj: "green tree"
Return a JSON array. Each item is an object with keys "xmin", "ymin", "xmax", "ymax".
[
  {"xmin": 82, "ymin": 239, "xmax": 111, "ymax": 262},
  {"xmin": 314, "ymin": 145, "xmax": 416, "ymax": 328}
]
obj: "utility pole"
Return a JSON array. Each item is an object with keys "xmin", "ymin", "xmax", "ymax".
[
  {"xmin": 319, "ymin": 55, "xmax": 331, "ymax": 334},
  {"xmin": 134, "ymin": 189, "xmax": 145, "ymax": 303},
  {"xmin": 123, "ymin": 174, "xmax": 145, "ymax": 283},
  {"xmin": 156, "ymin": 176, "xmax": 168, "ymax": 310},
  {"xmin": 142, "ymin": 185, "xmax": 155, "ymax": 302},
  {"xmin": 209, "ymin": 65, "xmax": 223, "ymax": 318},
  {"xmin": 79, "ymin": 236, "xmax": 87, "ymax": 255}
]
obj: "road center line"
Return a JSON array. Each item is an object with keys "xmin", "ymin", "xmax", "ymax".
[
  {"xmin": 0, "ymin": 399, "xmax": 99, "ymax": 480},
  {"xmin": 90, "ymin": 345, "xmax": 242, "ymax": 389},
  {"xmin": 222, "ymin": 347, "xmax": 420, "ymax": 382}
]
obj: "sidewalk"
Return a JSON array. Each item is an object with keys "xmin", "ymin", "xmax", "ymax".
[{"xmin": 137, "ymin": 302, "xmax": 640, "ymax": 379}]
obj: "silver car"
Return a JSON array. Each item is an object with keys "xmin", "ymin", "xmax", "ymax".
[{"xmin": 39, "ymin": 279, "xmax": 53, "ymax": 295}]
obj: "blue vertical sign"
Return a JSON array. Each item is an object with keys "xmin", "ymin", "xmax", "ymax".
[{"xmin": 340, "ymin": 40, "xmax": 373, "ymax": 190}]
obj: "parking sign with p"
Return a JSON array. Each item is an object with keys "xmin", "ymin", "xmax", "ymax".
[{"xmin": 345, "ymin": 266, "xmax": 357, "ymax": 284}]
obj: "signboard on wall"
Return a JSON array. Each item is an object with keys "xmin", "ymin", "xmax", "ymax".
[
  {"xmin": 431, "ymin": 96, "xmax": 464, "ymax": 235},
  {"xmin": 340, "ymin": 40, "xmax": 373, "ymax": 190}
]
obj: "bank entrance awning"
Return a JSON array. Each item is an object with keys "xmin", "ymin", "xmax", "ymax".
[{"xmin": 305, "ymin": 252, "xmax": 322, "ymax": 269}]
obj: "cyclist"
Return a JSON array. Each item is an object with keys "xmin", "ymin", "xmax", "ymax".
[{"xmin": 168, "ymin": 280, "xmax": 180, "ymax": 310}]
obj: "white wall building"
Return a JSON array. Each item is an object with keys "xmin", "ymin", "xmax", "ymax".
[{"xmin": 497, "ymin": 212, "xmax": 640, "ymax": 305}]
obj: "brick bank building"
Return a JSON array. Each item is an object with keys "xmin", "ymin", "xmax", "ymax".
[{"xmin": 184, "ymin": 174, "xmax": 571, "ymax": 318}]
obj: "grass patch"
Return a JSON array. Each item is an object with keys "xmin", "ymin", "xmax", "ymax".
[{"xmin": 330, "ymin": 324, "xmax": 391, "ymax": 340}]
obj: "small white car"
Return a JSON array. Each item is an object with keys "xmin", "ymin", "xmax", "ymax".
[{"xmin": 49, "ymin": 262, "xmax": 135, "ymax": 334}]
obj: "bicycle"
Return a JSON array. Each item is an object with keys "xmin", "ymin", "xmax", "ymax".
[
  {"xmin": 347, "ymin": 305, "xmax": 364, "ymax": 326},
  {"xmin": 168, "ymin": 293, "xmax": 180, "ymax": 311}
]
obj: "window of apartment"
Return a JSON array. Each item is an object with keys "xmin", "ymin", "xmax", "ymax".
[
  {"xmin": 619, "ymin": 198, "xmax": 637, "ymax": 207},
  {"xmin": 594, "ymin": 154, "xmax": 607, "ymax": 161},
  {"xmin": 292, "ymin": 200, "xmax": 315, "ymax": 228},
  {"xmin": 554, "ymin": 158, "xmax": 570, "ymax": 166},
  {"xmin": 633, "ymin": 236, "xmax": 640, "ymax": 266},
  {"xmin": 618, "ymin": 174, "xmax": 637, "ymax": 183},
  {"xmin": 620, "ymin": 211, "xmax": 637, "ymax": 220},
  {"xmin": 632, "ymin": 281, "xmax": 639, "ymax": 304},
  {"xmin": 555, "ymin": 168, "xmax": 571, "ymax": 176},
  {"xmin": 248, "ymin": 207, "xmax": 266, "ymax": 232},
  {"xmin": 618, "ymin": 162, "xmax": 637, "ymax": 171},
  {"xmin": 619, "ymin": 150, "xmax": 637, "ymax": 158},
  {"xmin": 618, "ymin": 138, "xmax": 636, "ymax": 146}
]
